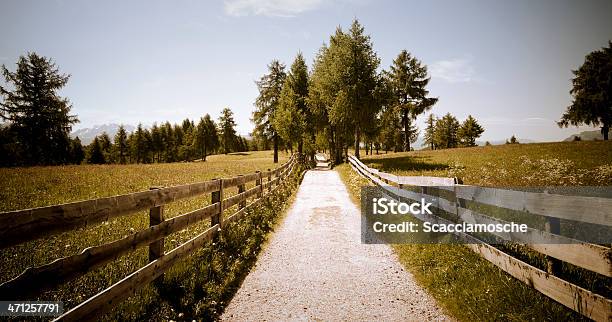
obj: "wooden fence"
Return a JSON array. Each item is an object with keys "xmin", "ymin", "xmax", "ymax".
[
  {"xmin": 348, "ymin": 155, "xmax": 611, "ymax": 322},
  {"xmin": 0, "ymin": 154, "xmax": 299, "ymax": 321}
]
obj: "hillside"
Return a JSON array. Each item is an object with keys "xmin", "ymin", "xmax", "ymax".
[{"xmin": 564, "ymin": 129, "xmax": 611, "ymax": 141}]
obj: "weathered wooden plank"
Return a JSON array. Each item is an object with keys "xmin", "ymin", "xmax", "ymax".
[
  {"xmin": 466, "ymin": 242, "xmax": 612, "ymax": 321},
  {"xmin": 457, "ymin": 207, "xmax": 611, "ymax": 277},
  {"xmin": 456, "ymin": 186, "xmax": 612, "ymax": 226},
  {"xmin": 54, "ymin": 223, "xmax": 220, "ymax": 322},
  {"xmin": 0, "ymin": 180, "xmax": 221, "ymax": 249},
  {"xmin": 0, "ymin": 203, "xmax": 220, "ymax": 300},
  {"xmin": 223, "ymin": 185, "xmax": 261, "ymax": 209},
  {"xmin": 397, "ymin": 176, "xmax": 456, "ymax": 186}
]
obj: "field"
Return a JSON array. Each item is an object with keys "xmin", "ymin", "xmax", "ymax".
[
  {"xmin": 339, "ymin": 140, "xmax": 612, "ymax": 321},
  {"xmin": 0, "ymin": 150, "xmax": 294, "ymax": 319},
  {"xmin": 361, "ymin": 140, "xmax": 612, "ymax": 186}
]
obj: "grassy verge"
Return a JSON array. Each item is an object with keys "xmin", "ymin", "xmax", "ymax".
[
  {"xmin": 0, "ymin": 150, "xmax": 292, "ymax": 314},
  {"xmin": 336, "ymin": 158, "xmax": 588, "ymax": 321}
]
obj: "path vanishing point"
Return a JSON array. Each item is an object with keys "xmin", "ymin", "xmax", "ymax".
[{"xmin": 222, "ymin": 169, "xmax": 450, "ymax": 321}]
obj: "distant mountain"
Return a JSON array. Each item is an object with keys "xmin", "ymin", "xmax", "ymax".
[
  {"xmin": 563, "ymin": 129, "xmax": 610, "ymax": 142},
  {"xmin": 71, "ymin": 124, "xmax": 136, "ymax": 145},
  {"xmin": 477, "ymin": 138, "xmax": 536, "ymax": 146}
]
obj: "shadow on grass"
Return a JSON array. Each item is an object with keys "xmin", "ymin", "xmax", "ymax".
[
  {"xmin": 228, "ymin": 152, "xmax": 251, "ymax": 156},
  {"xmin": 363, "ymin": 155, "xmax": 449, "ymax": 172}
]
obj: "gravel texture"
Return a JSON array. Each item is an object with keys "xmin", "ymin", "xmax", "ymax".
[{"xmin": 221, "ymin": 169, "xmax": 451, "ymax": 321}]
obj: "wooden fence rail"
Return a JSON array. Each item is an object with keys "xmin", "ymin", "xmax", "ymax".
[
  {"xmin": 0, "ymin": 154, "xmax": 300, "ymax": 321},
  {"xmin": 348, "ymin": 155, "xmax": 611, "ymax": 322}
]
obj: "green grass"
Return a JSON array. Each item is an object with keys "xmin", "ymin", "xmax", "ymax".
[
  {"xmin": 337, "ymin": 140, "xmax": 612, "ymax": 321},
  {"xmin": 0, "ymin": 150, "xmax": 293, "ymax": 317},
  {"xmin": 361, "ymin": 141, "xmax": 612, "ymax": 186}
]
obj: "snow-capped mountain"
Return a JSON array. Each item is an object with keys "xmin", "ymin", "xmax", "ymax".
[{"xmin": 71, "ymin": 124, "xmax": 136, "ymax": 145}]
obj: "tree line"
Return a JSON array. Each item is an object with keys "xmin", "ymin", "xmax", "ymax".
[
  {"xmin": 84, "ymin": 108, "xmax": 250, "ymax": 165},
  {"xmin": 252, "ymin": 19, "xmax": 485, "ymax": 164},
  {"xmin": 0, "ymin": 53, "xmax": 251, "ymax": 166}
]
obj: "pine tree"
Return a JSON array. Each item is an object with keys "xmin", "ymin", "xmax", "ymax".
[
  {"xmin": 69, "ymin": 137, "xmax": 85, "ymax": 164},
  {"xmin": 162, "ymin": 122, "xmax": 177, "ymax": 162},
  {"xmin": 113, "ymin": 125, "xmax": 128, "ymax": 164},
  {"xmin": 274, "ymin": 53, "xmax": 310, "ymax": 153},
  {"xmin": 458, "ymin": 115, "xmax": 484, "ymax": 147},
  {"xmin": 434, "ymin": 113, "xmax": 460, "ymax": 149},
  {"xmin": 194, "ymin": 114, "xmax": 219, "ymax": 161},
  {"xmin": 88, "ymin": 137, "xmax": 106, "ymax": 164},
  {"xmin": 0, "ymin": 53, "xmax": 78, "ymax": 165},
  {"xmin": 558, "ymin": 41, "xmax": 612, "ymax": 140},
  {"xmin": 131, "ymin": 123, "xmax": 147, "ymax": 163},
  {"xmin": 423, "ymin": 114, "xmax": 437, "ymax": 150},
  {"xmin": 346, "ymin": 19, "xmax": 382, "ymax": 158},
  {"xmin": 219, "ymin": 108, "xmax": 237, "ymax": 154},
  {"xmin": 254, "ymin": 60, "xmax": 286, "ymax": 163},
  {"xmin": 274, "ymin": 78, "xmax": 305, "ymax": 153},
  {"xmin": 150, "ymin": 123, "xmax": 162, "ymax": 162},
  {"xmin": 386, "ymin": 50, "xmax": 437, "ymax": 152},
  {"xmin": 308, "ymin": 20, "xmax": 382, "ymax": 162},
  {"xmin": 99, "ymin": 132, "xmax": 112, "ymax": 162}
]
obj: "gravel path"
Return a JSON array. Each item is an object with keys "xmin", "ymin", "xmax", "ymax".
[{"xmin": 222, "ymin": 169, "xmax": 450, "ymax": 321}]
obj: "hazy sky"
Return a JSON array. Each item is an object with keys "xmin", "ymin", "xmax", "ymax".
[{"xmin": 1, "ymin": 0, "xmax": 611, "ymax": 141}]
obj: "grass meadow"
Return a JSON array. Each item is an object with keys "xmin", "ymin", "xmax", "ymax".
[
  {"xmin": 0, "ymin": 150, "xmax": 295, "ymax": 319},
  {"xmin": 339, "ymin": 140, "xmax": 612, "ymax": 321}
]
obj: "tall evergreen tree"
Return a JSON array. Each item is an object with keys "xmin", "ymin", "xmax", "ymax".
[
  {"xmin": 150, "ymin": 123, "xmax": 163, "ymax": 162},
  {"xmin": 386, "ymin": 50, "xmax": 437, "ymax": 151},
  {"xmin": 113, "ymin": 125, "xmax": 128, "ymax": 164},
  {"xmin": 219, "ymin": 108, "xmax": 237, "ymax": 154},
  {"xmin": 162, "ymin": 122, "xmax": 177, "ymax": 162},
  {"xmin": 131, "ymin": 123, "xmax": 147, "ymax": 163},
  {"xmin": 274, "ymin": 53, "xmax": 310, "ymax": 154},
  {"xmin": 69, "ymin": 137, "xmax": 85, "ymax": 164},
  {"xmin": 88, "ymin": 137, "xmax": 106, "ymax": 164},
  {"xmin": 458, "ymin": 115, "xmax": 484, "ymax": 147},
  {"xmin": 0, "ymin": 53, "xmax": 78, "ymax": 165},
  {"xmin": 345, "ymin": 19, "xmax": 382, "ymax": 158},
  {"xmin": 558, "ymin": 41, "xmax": 612, "ymax": 140},
  {"xmin": 423, "ymin": 114, "xmax": 437, "ymax": 150},
  {"xmin": 194, "ymin": 114, "xmax": 219, "ymax": 161},
  {"xmin": 254, "ymin": 60, "xmax": 286, "ymax": 163},
  {"xmin": 99, "ymin": 132, "xmax": 112, "ymax": 161},
  {"xmin": 434, "ymin": 113, "xmax": 460, "ymax": 149}
]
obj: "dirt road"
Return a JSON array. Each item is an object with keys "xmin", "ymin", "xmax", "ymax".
[{"xmin": 221, "ymin": 169, "xmax": 450, "ymax": 321}]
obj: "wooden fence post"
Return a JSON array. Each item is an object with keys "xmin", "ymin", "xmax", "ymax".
[
  {"xmin": 211, "ymin": 179, "xmax": 223, "ymax": 229},
  {"xmin": 545, "ymin": 217, "xmax": 562, "ymax": 274},
  {"xmin": 148, "ymin": 187, "xmax": 165, "ymax": 283},
  {"xmin": 256, "ymin": 171, "xmax": 263, "ymax": 198},
  {"xmin": 238, "ymin": 175, "xmax": 246, "ymax": 209},
  {"xmin": 267, "ymin": 168, "xmax": 272, "ymax": 192}
]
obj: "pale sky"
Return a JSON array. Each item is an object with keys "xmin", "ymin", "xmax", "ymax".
[{"xmin": 1, "ymin": 0, "xmax": 611, "ymax": 141}]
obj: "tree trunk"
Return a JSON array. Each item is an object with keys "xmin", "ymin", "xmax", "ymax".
[
  {"xmin": 298, "ymin": 139, "xmax": 303, "ymax": 154},
  {"xmin": 354, "ymin": 126, "xmax": 361, "ymax": 159},
  {"xmin": 603, "ymin": 124, "xmax": 610, "ymax": 140},
  {"xmin": 370, "ymin": 142, "xmax": 373, "ymax": 155},
  {"xmin": 365, "ymin": 142, "xmax": 369, "ymax": 155},
  {"xmin": 403, "ymin": 110, "xmax": 411, "ymax": 152},
  {"xmin": 344, "ymin": 144, "xmax": 349, "ymax": 163},
  {"xmin": 203, "ymin": 144, "xmax": 207, "ymax": 162},
  {"xmin": 273, "ymin": 133, "xmax": 279, "ymax": 163}
]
